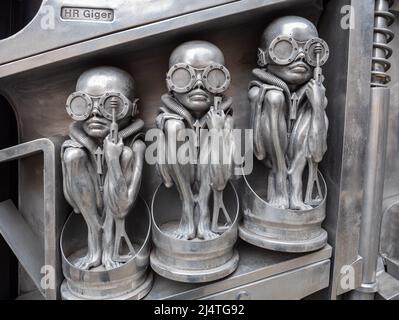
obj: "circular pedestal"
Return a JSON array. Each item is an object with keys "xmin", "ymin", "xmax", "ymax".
[
  {"xmin": 60, "ymin": 272, "xmax": 153, "ymax": 300},
  {"xmin": 150, "ymin": 183, "xmax": 239, "ymax": 283},
  {"xmin": 60, "ymin": 197, "xmax": 153, "ymax": 300},
  {"xmin": 239, "ymin": 160, "xmax": 328, "ymax": 253}
]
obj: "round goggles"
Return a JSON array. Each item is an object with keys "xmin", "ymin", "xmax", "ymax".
[
  {"xmin": 66, "ymin": 92, "xmax": 133, "ymax": 121},
  {"xmin": 166, "ymin": 63, "xmax": 231, "ymax": 94},
  {"xmin": 258, "ymin": 36, "xmax": 329, "ymax": 67}
]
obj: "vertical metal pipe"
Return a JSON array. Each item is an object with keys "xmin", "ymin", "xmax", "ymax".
[
  {"xmin": 350, "ymin": 0, "xmax": 394, "ymax": 300},
  {"xmin": 352, "ymin": 88, "xmax": 390, "ymax": 300}
]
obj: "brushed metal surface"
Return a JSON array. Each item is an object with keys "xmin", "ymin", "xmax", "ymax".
[
  {"xmin": 0, "ymin": 0, "xmax": 238, "ymax": 66},
  {"xmin": 318, "ymin": 0, "xmax": 375, "ymax": 299},
  {"xmin": 0, "ymin": 200, "xmax": 43, "ymax": 294},
  {"xmin": 377, "ymin": 271, "xmax": 399, "ymax": 300},
  {"xmin": 0, "ymin": 137, "xmax": 69, "ymax": 300},
  {"xmin": 381, "ymin": 10, "xmax": 399, "ymax": 277},
  {"xmin": 145, "ymin": 243, "xmax": 332, "ymax": 299},
  {"xmin": 203, "ymin": 260, "xmax": 330, "ymax": 300},
  {"xmin": 0, "ymin": 0, "xmax": 340, "ymax": 299},
  {"xmin": 0, "ymin": 0, "xmax": 316, "ymax": 78}
]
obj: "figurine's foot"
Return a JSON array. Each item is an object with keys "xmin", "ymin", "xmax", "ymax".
[
  {"xmin": 113, "ymin": 254, "xmax": 133, "ymax": 264},
  {"xmin": 74, "ymin": 252, "xmax": 101, "ymax": 270},
  {"xmin": 290, "ymin": 200, "xmax": 313, "ymax": 211},
  {"xmin": 102, "ymin": 253, "xmax": 122, "ymax": 270},
  {"xmin": 173, "ymin": 202, "xmax": 196, "ymax": 240},
  {"xmin": 268, "ymin": 195, "xmax": 290, "ymax": 209},
  {"xmin": 174, "ymin": 221, "xmax": 196, "ymax": 240},
  {"xmin": 197, "ymin": 228, "xmax": 219, "ymax": 240},
  {"xmin": 197, "ymin": 216, "xmax": 219, "ymax": 240}
]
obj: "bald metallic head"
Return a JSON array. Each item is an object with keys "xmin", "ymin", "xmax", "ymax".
[
  {"xmin": 169, "ymin": 41, "xmax": 226, "ymax": 116},
  {"xmin": 260, "ymin": 16, "xmax": 319, "ymax": 52},
  {"xmin": 169, "ymin": 40, "xmax": 225, "ymax": 68},
  {"xmin": 259, "ymin": 16, "xmax": 319, "ymax": 86},
  {"xmin": 77, "ymin": 66, "xmax": 135, "ymax": 101},
  {"xmin": 76, "ymin": 66, "xmax": 135, "ymax": 139}
]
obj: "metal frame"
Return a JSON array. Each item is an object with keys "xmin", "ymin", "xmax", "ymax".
[{"xmin": 0, "ymin": 137, "xmax": 67, "ymax": 300}]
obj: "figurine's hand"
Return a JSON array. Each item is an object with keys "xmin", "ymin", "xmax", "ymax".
[
  {"xmin": 306, "ymin": 79, "xmax": 326, "ymax": 110},
  {"xmin": 206, "ymin": 106, "xmax": 226, "ymax": 130},
  {"xmin": 104, "ymin": 135, "xmax": 123, "ymax": 162}
]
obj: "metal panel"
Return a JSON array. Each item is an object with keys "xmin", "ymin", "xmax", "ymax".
[
  {"xmin": 318, "ymin": 0, "xmax": 375, "ymax": 299},
  {"xmin": 0, "ymin": 0, "xmax": 316, "ymax": 78},
  {"xmin": 203, "ymin": 260, "xmax": 330, "ymax": 300},
  {"xmin": 0, "ymin": 0, "xmax": 238, "ymax": 65},
  {"xmin": 380, "ymin": 7, "xmax": 399, "ymax": 284},
  {"xmin": 0, "ymin": 200, "xmax": 43, "ymax": 293}
]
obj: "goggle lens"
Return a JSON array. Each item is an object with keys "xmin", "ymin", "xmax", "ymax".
[
  {"xmin": 102, "ymin": 95, "xmax": 126, "ymax": 119},
  {"xmin": 69, "ymin": 95, "xmax": 89, "ymax": 117},
  {"xmin": 206, "ymin": 68, "xmax": 228, "ymax": 91},
  {"xmin": 170, "ymin": 67, "xmax": 192, "ymax": 89},
  {"xmin": 304, "ymin": 38, "xmax": 329, "ymax": 67},
  {"xmin": 273, "ymin": 39, "xmax": 296, "ymax": 61}
]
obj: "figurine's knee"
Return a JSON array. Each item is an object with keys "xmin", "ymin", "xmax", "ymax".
[
  {"xmin": 121, "ymin": 140, "xmax": 145, "ymax": 170},
  {"xmin": 131, "ymin": 139, "xmax": 146, "ymax": 157},
  {"xmin": 248, "ymin": 86, "xmax": 260, "ymax": 104},
  {"xmin": 121, "ymin": 146, "xmax": 133, "ymax": 165},
  {"xmin": 264, "ymin": 90, "xmax": 285, "ymax": 111},
  {"xmin": 63, "ymin": 147, "xmax": 87, "ymax": 168},
  {"xmin": 165, "ymin": 119, "xmax": 185, "ymax": 137},
  {"xmin": 165, "ymin": 119, "xmax": 186, "ymax": 163}
]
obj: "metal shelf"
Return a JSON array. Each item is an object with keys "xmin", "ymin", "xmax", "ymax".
[{"xmin": 145, "ymin": 241, "xmax": 332, "ymax": 300}]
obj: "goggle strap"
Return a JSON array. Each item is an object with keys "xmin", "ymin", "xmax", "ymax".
[
  {"xmin": 257, "ymin": 48, "xmax": 267, "ymax": 67},
  {"xmin": 132, "ymin": 98, "xmax": 139, "ymax": 116}
]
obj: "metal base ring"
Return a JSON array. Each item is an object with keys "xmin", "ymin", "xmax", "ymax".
[
  {"xmin": 60, "ymin": 272, "xmax": 153, "ymax": 300},
  {"xmin": 239, "ymin": 224, "xmax": 328, "ymax": 253},
  {"xmin": 150, "ymin": 249, "xmax": 239, "ymax": 283}
]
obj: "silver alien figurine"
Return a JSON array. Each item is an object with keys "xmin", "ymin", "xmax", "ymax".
[
  {"xmin": 156, "ymin": 40, "xmax": 235, "ymax": 240},
  {"xmin": 61, "ymin": 66, "xmax": 145, "ymax": 270},
  {"xmin": 250, "ymin": 16, "xmax": 329, "ymax": 210}
]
